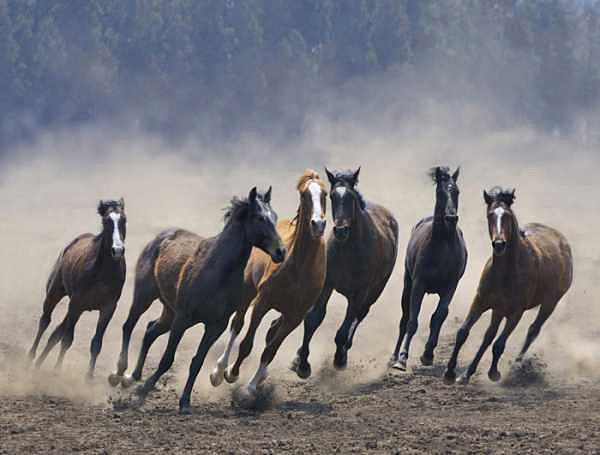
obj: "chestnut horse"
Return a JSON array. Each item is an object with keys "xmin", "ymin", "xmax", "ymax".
[
  {"xmin": 111, "ymin": 188, "xmax": 285, "ymax": 413},
  {"xmin": 444, "ymin": 187, "xmax": 573, "ymax": 384},
  {"xmin": 210, "ymin": 170, "xmax": 327, "ymax": 395},
  {"xmin": 390, "ymin": 167, "xmax": 467, "ymax": 371},
  {"xmin": 29, "ymin": 199, "xmax": 127, "ymax": 379},
  {"xmin": 291, "ymin": 167, "xmax": 398, "ymax": 378}
]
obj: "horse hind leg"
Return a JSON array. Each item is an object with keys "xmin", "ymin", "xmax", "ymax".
[
  {"xmin": 29, "ymin": 284, "xmax": 65, "ymax": 362},
  {"xmin": 110, "ymin": 280, "xmax": 158, "ymax": 386},
  {"xmin": 392, "ymin": 280, "xmax": 426, "ymax": 372},
  {"xmin": 122, "ymin": 305, "xmax": 173, "ymax": 388},
  {"xmin": 54, "ymin": 304, "xmax": 83, "ymax": 370},
  {"xmin": 516, "ymin": 302, "xmax": 555, "ymax": 362},
  {"xmin": 487, "ymin": 310, "xmax": 524, "ymax": 382}
]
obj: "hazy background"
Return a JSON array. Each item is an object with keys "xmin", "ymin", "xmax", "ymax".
[{"xmin": 0, "ymin": 0, "xmax": 599, "ymax": 402}]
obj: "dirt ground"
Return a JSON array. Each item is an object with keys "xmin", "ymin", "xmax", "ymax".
[{"xmin": 1, "ymin": 319, "xmax": 599, "ymax": 455}]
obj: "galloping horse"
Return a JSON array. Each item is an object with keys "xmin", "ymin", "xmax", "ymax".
[
  {"xmin": 390, "ymin": 167, "xmax": 467, "ymax": 371},
  {"xmin": 211, "ymin": 170, "xmax": 328, "ymax": 395},
  {"xmin": 291, "ymin": 167, "xmax": 398, "ymax": 378},
  {"xmin": 111, "ymin": 188, "xmax": 285, "ymax": 413},
  {"xmin": 29, "ymin": 199, "xmax": 127, "ymax": 379},
  {"xmin": 444, "ymin": 187, "xmax": 573, "ymax": 384}
]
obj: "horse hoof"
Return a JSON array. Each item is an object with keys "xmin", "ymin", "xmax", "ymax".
[
  {"xmin": 456, "ymin": 374, "xmax": 470, "ymax": 385},
  {"xmin": 210, "ymin": 368, "xmax": 224, "ymax": 387},
  {"xmin": 108, "ymin": 373, "xmax": 121, "ymax": 388},
  {"xmin": 290, "ymin": 357, "xmax": 311, "ymax": 379},
  {"xmin": 488, "ymin": 370, "xmax": 501, "ymax": 382},
  {"xmin": 121, "ymin": 374, "xmax": 137, "ymax": 389},
  {"xmin": 420, "ymin": 354, "xmax": 434, "ymax": 366},
  {"xmin": 333, "ymin": 352, "xmax": 348, "ymax": 370},
  {"xmin": 443, "ymin": 371, "xmax": 456, "ymax": 385},
  {"xmin": 390, "ymin": 358, "xmax": 407, "ymax": 372},
  {"xmin": 179, "ymin": 404, "xmax": 192, "ymax": 415},
  {"xmin": 224, "ymin": 368, "xmax": 238, "ymax": 384}
]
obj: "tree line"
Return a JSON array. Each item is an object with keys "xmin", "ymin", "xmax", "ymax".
[{"xmin": 1, "ymin": 0, "xmax": 599, "ymax": 143}]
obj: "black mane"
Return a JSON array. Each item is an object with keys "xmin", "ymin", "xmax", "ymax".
[
  {"xmin": 97, "ymin": 199, "xmax": 123, "ymax": 216},
  {"xmin": 487, "ymin": 186, "xmax": 516, "ymax": 205},
  {"xmin": 223, "ymin": 191, "xmax": 269, "ymax": 223},
  {"xmin": 428, "ymin": 166, "xmax": 451, "ymax": 184}
]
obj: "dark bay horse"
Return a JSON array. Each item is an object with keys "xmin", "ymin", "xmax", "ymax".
[
  {"xmin": 111, "ymin": 187, "xmax": 285, "ymax": 413},
  {"xmin": 390, "ymin": 167, "xmax": 467, "ymax": 371},
  {"xmin": 291, "ymin": 167, "xmax": 399, "ymax": 378},
  {"xmin": 444, "ymin": 187, "xmax": 573, "ymax": 384},
  {"xmin": 29, "ymin": 199, "xmax": 127, "ymax": 379},
  {"xmin": 211, "ymin": 170, "xmax": 328, "ymax": 395}
]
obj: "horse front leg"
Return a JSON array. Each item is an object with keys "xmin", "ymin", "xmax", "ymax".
[
  {"xmin": 421, "ymin": 286, "xmax": 457, "ymax": 366},
  {"xmin": 487, "ymin": 310, "xmax": 524, "ymax": 382},
  {"xmin": 393, "ymin": 281, "xmax": 426, "ymax": 371},
  {"xmin": 88, "ymin": 301, "xmax": 117, "ymax": 380},
  {"xmin": 291, "ymin": 285, "xmax": 333, "ymax": 379},
  {"xmin": 180, "ymin": 318, "xmax": 229, "ymax": 413},
  {"xmin": 444, "ymin": 294, "xmax": 487, "ymax": 384}
]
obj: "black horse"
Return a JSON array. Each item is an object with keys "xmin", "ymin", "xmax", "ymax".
[
  {"xmin": 291, "ymin": 167, "xmax": 399, "ymax": 378},
  {"xmin": 129, "ymin": 187, "xmax": 286, "ymax": 413},
  {"xmin": 390, "ymin": 166, "xmax": 467, "ymax": 371}
]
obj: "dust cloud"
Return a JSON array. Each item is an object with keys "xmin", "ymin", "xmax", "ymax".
[{"xmin": 0, "ymin": 102, "xmax": 598, "ymax": 405}]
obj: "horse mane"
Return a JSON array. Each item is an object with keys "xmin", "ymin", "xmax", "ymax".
[
  {"xmin": 487, "ymin": 186, "xmax": 516, "ymax": 206},
  {"xmin": 97, "ymin": 199, "xmax": 123, "ymax": 216},
  {"xmin": 297, "ymin": 169, "xmax": 327, "ymax": 193},
  {"xmin": 223, "ymin": 196, "xmax": 250, "ymax": 223},
  {"xmin": 428, "ymin": 166, "xmax": 451, "ymax": 184},
  {"xmin": 330, "ymin": 170, "xmax": 367, "ymax": 210}
]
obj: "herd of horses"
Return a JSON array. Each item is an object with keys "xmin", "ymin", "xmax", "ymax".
[{"xmin": 26, "ymin": 166, "xmax": 573, "ymax": 413}]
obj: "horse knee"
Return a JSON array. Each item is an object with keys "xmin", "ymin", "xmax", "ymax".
[{"xmin": 406, "ymin": 319, "xmax": 418, "ymax": 336}]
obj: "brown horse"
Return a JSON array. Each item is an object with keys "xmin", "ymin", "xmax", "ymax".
[
  {"xmin": 29, "ymin": 199, "xmax": 127, "ymax": 379},
  {"xmin": 210, "ymin": 170, "xmax": 327, "ymax": 395},
  {"xmin": 108, "ymin": 188, "xmax": 285, "ymax": 413},
  {"xmin": 444, "ymin": 187, "xmax": 573, "ymax": 384}
]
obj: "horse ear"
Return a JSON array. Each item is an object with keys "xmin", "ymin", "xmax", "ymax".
[
  {"xmin": 351, "ymin": 166, "xmax": 361, "ymax": 187},
  {"xmin": 508, "ymin": 189, "xmax": 516, "ymax": 206},
  {"xmin": 97, "ymin": 200, "xmax": 107, "ymax": 217},
  {"xmin": 119, "ymin": 197, "xmax": 125, "ymax": 209},
  {"xmin": 452, "ymin": 167, "xmax": 460, "ymax": 182},
  {"xmin": 248, "ymin": 187, "xmax": 258, "ymax": 204},
  {"xmin": 483, "ymin": 190, "xmax": 493, "ymax": 205},
  {"xmin": 264, "ymin": 186, "xmax": 272, "ymax": 204},
  {"xmin": 325, "ymin": 167, "xmax": 335, "ymax": 186}
]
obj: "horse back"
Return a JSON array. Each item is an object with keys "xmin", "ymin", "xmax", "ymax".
[
  {"xmin": 152, "ymin": 229, "xmax": 203, "ymax": 308},
  {"xmin": 524, "ymin": 223, "xmax": 573, "ymax": 300}
]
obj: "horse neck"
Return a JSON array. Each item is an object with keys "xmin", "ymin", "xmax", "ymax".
[
  {"xmin": 213, "ymin": 219, "xmax": 252, "ymax": 273},
  {"xmin": 289, "ymin": 198, "xmax": 321, "ymax": 260},
  {"xmin": 347, "ymin": 201, "xmax": 369, "ymax": 245},
  {"xmin": 432, "ymin": 197, "xmax": 455, "ymax": 243}
]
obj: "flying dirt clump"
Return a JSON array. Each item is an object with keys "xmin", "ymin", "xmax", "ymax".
[
  {"xmin": 501, "ymin": 355, "xmax": 548, "ymax": 388},
  {"xmin": 230, "ymin": 383, "xmax": 280, "ymax": 413}
]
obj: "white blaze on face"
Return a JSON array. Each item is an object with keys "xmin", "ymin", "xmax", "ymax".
[
  {"xmin": 493, "ymin": 207, "xmax": 505, "ymax": 237},
  {"xmin": 308, "ymin": 181, "xmax": 323, "ymax": 222},
  {"xmin": 109, "ymin": 212, "xmax": 124, "ymax": 251}
]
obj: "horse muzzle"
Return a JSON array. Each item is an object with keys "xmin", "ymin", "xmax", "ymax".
[
  {"xmin": 111, "ymin": 246, "xmax": 125, "ymax": 259},
  {"xmin": 492, "ymin": 240, "xmax": 506, "ymax": 256},
  {"xmin": 310, "ymin": 219, "xmax": 326, "ymax": 237},
  {"xmin": 333, "ymin": 225, "xmax": 350, "ymax": 241},
  {"xmin": 271, "ymin": 247, "xmax": 286, "ymax": 263},
  {"xmin": 444, "ymin": 214, "xmax": 459, "ymax": 227}
]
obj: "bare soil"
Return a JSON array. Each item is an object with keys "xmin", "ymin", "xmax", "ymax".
[{"xmin": 2, "ymin": 325, "xmax": 599, "ymax": 455}]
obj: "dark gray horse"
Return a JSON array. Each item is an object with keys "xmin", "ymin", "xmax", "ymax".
[
  {"xmin": 390, "ymin": 166, "xmax": 467, "ymax": 371},
  {"xmin": 291, "ymin": 167, "xmax": 399, "ymax": 378},
  {"xmin": 29, "ymin": 199, "xmax": 127, "ymax": 379},
  {"xmin": 110, "ymin": 187, "xmax": 285, "ymax": 413}
]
